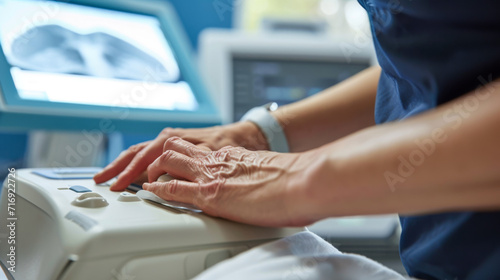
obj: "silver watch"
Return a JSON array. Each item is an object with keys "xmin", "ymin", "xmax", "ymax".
[{"xmin": 240, "ymin": 102, "xmax": 290, "ymax": 153}]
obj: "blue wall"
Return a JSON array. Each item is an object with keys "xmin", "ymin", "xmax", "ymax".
[
  {"xmin": 0, "ymin": 132, "xmax": 27, "ymax": 179},
  {"xmin": 164, "ymin": 0, "xmax": 233, "ymax": 49}
]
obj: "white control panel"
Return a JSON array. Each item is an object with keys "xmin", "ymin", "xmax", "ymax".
[{"xmin": 0, "ymin": 168, "xmax": 302, "ymax": 280}]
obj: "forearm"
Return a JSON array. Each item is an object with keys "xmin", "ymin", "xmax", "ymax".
[
  {"xmin": 291, "ymin": 77, "xmax": 500, "ymax": 222},
  {"xmin": 272, "ymin": 66, "xmax": 380, "ymax": 152}
]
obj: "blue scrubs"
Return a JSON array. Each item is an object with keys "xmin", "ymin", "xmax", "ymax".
[{"xmin": 357, "ymin": 0, "xmax": 500, "ymax": 278}]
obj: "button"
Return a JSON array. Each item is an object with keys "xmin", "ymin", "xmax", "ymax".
[
  {"xmin": 118, "ymin": 192, "xmax": 141, "ymax": 202},
  {"xmin": 70, "ymin": 185, "xmax": 92, "ymax": 193},
  {"xmin": 72, "ymin": 192, "xmax": 109, "ymax": 208}
]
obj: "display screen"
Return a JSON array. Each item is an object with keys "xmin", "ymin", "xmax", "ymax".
[
  {"xmin": 0, "ymin": 0, "xmax": 198, "ymax": 111},
  {"xmin": 232, "ymin": 57, "xmax": 369, "ymax": 121}
]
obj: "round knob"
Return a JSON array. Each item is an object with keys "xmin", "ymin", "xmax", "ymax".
[{"xmin": 72, "ymin": 192, "xmax": 109, "ymax": 208}]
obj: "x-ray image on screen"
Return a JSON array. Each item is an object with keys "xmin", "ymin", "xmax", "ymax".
[
  {"xmin": 0, "ymin": 0, "xmax": 198, "ymax": 111},
  {"xmin": 10, "ymin": 24, "xmax": 173, "ymax": 82}
]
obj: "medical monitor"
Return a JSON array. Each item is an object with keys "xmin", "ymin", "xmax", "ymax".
[
  {"xmin": 0, "ymin": 0, "xmax": 219, "ymax": 132},
  {"xmin": 231, "ymin": 56, "xmax": 369, "ymax": 121},
  {"xmin": 199, "ymin": 30, "xmax": 376, "ymax": 123}
]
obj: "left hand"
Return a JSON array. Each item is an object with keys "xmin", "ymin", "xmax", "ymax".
[{"xmin": 144, "ymin": 137, "xmax": 311, "ymax": 227}]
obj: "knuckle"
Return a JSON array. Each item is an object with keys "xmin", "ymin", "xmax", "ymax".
[
  {"xmin": 160, "ymin": 127, "xmax": 175, "ymax": 136},
  {"xmin": 186, "ymin": 145, "xmax": 200, "ymax": 157},
  {"xmin": 146, "ymin": 161, "xmax": 154, "ymax": 174},
  {"xmin": 135, "ymin": 150, "xmax": 147, "ymax": 160},
  {"xmin": 118, "ymin": 150, "xmax": 128, "ymax": 158},
  {"xmin": 213, "ymin": 149, "xmax": 226, "ymax": 158},
  {"xmin": 160, "ymin": 150, "xmax": 176, "ymax": 162},
  {"xmin": 213, "ymin": 150, "xmax": 230, "ymax": 162},
  {"xmin": 148, "ymin": 151, "xmax": 174, "ymax": 174},
  {"xmin": 128, "ymin": 144, "xmax": 143, "ymax": 154},
  {"xmin": 130, "ymin": 153, "xmax": 146, "ymax": 167},
  {"xmin": 167, "ymin": 180, "xmax": 178, "ymax": 196},
  {"xmin": 163, "ymin": 136, "xmax": 180, "ymax": 150}
]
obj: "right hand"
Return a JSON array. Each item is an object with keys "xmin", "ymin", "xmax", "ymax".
[{"xmin": 93, "ymin": 122, "xmax": 269, "ymax": 191}]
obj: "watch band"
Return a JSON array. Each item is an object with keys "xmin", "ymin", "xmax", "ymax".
[{"xmin": 240, "ymin": 103, "xmax": 290, "ymax": 153}]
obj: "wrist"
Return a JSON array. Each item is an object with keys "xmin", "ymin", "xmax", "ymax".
[
  {"xmin": 240, "ymin": 104, "xmax": 290, "ymax": 153},
  {"xmin": 284, "ymin": 149, "xmax": 333, "ymax": 225},
  {"xmin": 226, "ymin": 121, "xmax": 269, "ymax": 151}
]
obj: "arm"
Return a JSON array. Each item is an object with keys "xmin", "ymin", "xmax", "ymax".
[
  {"xmin": 272, "ymin": 66, "xmax": 380, "ymax": 152},
  {"xmin": 290, "ymin": 76, "xmax": 500, "ymax": 223},
  {"xmin": 144, "ymin": 76, "xmax": 500, "ymax": 227}
]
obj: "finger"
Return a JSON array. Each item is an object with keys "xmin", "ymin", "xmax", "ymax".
[
  {"xmin": 163, "ymin": 137, "xmax": 210, "ymax": 158},
  {"xmin": 147, "ymin": 150, "xmax": 204, "ymax": 183},
  {"xmin": 110, "ymin": 143, "xmax": 162, "ymax": 191},
  {"xmin": 132, "ymin": 170, "xmax": 149, "ymax": 185},
  {"xmin": 143, "ymin": 180, "xmax": 202, "ymax": 206},
  {"xmin": 93, "ymin": 142, "xmax": 149, "ymax": 184},
  {"xmin": 144, "ymin": 180, "xmax": 224, "ymax": 216}
]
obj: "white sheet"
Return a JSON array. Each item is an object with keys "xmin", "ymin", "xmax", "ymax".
[{"xmin": 195, "ymin": 231, "xmax": 407, "ymax": 280}]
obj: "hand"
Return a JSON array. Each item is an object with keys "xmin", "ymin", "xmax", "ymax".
[
  {"xmin": 144, "ymin": 137, "xmax": 312, "ymax": 227},
  {"xmin": 93, "ymin": 122, "xmax": 269, "ymax": 191}
]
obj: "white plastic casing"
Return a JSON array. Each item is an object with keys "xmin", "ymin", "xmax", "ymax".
[{"xmin": 0, "ymin": 168, "xmax": 302, "ymax": 280}]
